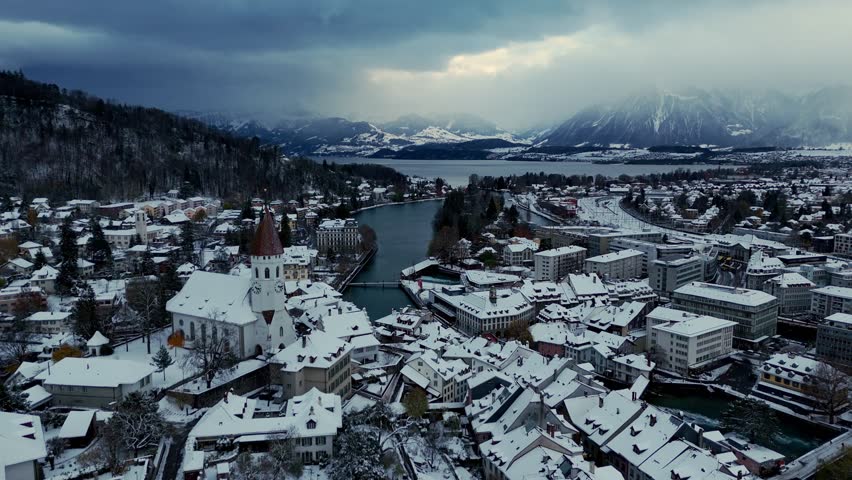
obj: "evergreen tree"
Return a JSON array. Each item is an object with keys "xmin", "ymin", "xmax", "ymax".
[
  {"xmin": 240, "ymin": 201, "xmax": 255, "ymax": 221},
  {"xmin": 180, "ymin": 224, "xmax": 195, "ymax": 263},
  {"xmin": 56, "ymin": 220, "xmax": 79, "ymax": 295},
  {"xmin": 720, "ymin": 398, "xmax": 780, "ymax": 446},
  {"xmin": 279, "ymin": 216, "xmax": 292, "ymax": 248},
  {"xmin": 32, "ymin": 249, "xmax": 47, "ymax": 269},
  {"xmin": 87, "ymin": 218, "xmax": 113, "ymax": 274},
  {"xmin": 73, "ymin": 284, "xmax": 103, "ymax": 339},
  {"xmin": 151, "ymin": 345, "xmax": 174, "ymax": 380},
  {"xmin": 329, "ymin": 427, "xmax": 385, "ymax": 480},
  {"xmin": 140, "ymin": 247, "xmax": 156, "ymax": 275}
]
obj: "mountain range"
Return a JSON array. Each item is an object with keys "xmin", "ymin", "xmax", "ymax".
[{"xmin": 188, "ymin": 87, "xmax": 852, "ymax": 157}]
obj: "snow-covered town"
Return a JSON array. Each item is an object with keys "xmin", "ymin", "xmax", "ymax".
[
  {"xmin": 1, "ymin": 158, "xmax": 852, "ymax": 480},
  {"xmin": 3, "ymin": 3, "xmax": 852, "ymax": 478}
]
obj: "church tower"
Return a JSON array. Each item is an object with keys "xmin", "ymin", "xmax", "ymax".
[
  {"xmin": 135, "ymin": 210, "xmax": 148, "ymax": 244},
  {"xmin": 250, "ymin": 208, "xmax": 296, "ymax": 352}
]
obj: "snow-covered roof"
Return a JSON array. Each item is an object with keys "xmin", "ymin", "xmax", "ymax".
[
  {"xmin": 673, "ymin": 282, "xmax": 776, "ymax": 307},
  {"xmin": 190, "ymin": 388, "xmax": 342, "ymax": 440},
  {"xmin": 0, "ymin": 412, "xmax": 47, "ymax": 468},
  {"xmin": 86, "ymin": 330, "xmax": 110, "ymax": 347},
  {"xmin": 59, "ymin": 410, "xmax": 95, "ymax": 439},
  {"xmin": 166, "ymin": 271, "xmax": 256, "ymax": 325},
  {"xmin": 271, "ymin": 330, "xmax": 352, "ymax": 372},
  {"xmin": 42, "ymin": 357, "xmax": 155, "ymax": 388}
]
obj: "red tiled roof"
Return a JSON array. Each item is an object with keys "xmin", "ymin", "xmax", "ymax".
[{"xmin": 251, "ymin": 208, "xmax": 284, "ymax": 256}]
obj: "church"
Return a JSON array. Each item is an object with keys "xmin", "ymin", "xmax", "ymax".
[{"xmin": 167, "ymin": 209, "xmax": 297, "ymax": 357}]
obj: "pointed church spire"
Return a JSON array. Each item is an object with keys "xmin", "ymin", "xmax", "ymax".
[{"xmin": 251, "ymin": 207, "xmax": 283, "ymax": 256}]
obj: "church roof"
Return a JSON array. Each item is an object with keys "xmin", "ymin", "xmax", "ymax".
[{"xmin": 251, "ymin": 208, "xmax": 284, "ymax": 256}]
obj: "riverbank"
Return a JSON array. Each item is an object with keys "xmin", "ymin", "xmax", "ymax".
[
  {"xmin": 351, "ymin": 196, "xmax": 443, "ymax": 214},
  {"xmin": 647, "ymin": 382, "xmax": 841, "ymax": 459}
]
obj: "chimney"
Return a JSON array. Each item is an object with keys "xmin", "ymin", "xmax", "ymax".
[
  {"xmin": 589, "ymin": 461, "xmax": 595, "ymax": 474},
  {"xmin": 650, "ymin": 414, "xmax": 657, "ymax": 426},
  {"xmin": 632, "ymin": 391, "xmax": 637, "ymax": 401},
  {"xmin": 224, "ymin": 391, "xmax": 229, "ymax": 404},
  {"xmin": 598, "ymin": 396, "xmax": 604, "ymax": 408},
  {"xmin": 302, "ymin": 336, "xmax": 306, "ymax": 348},
  {"xmin": 490, "ymin": 287, "xmax": 497, "ymax": 304},
  {"xmin": 697, "ymin": 427, "xmax": 704, "ymax": 449}
]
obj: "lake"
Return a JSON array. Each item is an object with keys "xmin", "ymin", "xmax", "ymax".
[{"xmin": 327, "ymin": 157, "xmax": 729, "ymax": 186}]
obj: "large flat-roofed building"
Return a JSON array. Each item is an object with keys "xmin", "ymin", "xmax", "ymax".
[
  {"xmin": 816, "ymin": 312, "xmax": 852, "ymax": 367},
  {"xmin": 646, "ymin": 307, "xmax": 736, "ymax": 375},
  {"xmin": 810, "ymin": 285, "xmax": 852, "ymax": 317},
  {"xmin": 649, "ymin": 256, "xmax": 704, "ymax": 299},
  {"xmin": 671, "ymin": 282, "xmax": 778, "ymax": 347},
  {"xmin": 534, "ymin": 245, "xmax": 587, "ymax": 281},
  {"xmin": 584, "ymin": 249, "xmax": 644, "ymax": 281},
  {"xmin": 587, "ymin": 230, "xmax": 663, "ymax": 257}
]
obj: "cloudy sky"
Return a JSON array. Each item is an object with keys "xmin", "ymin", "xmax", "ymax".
[{"xmin": 1, "ymin": 0, "xmax": 850, "ymax": 129}]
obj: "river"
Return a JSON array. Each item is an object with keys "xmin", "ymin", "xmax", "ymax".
[
  {"xmin": 343, "ymin": 199, "xmax": 443, "ymax": 319},
  {"xmin": 328, "ymin": 157, "xmax": 728, "ymax": 187}
]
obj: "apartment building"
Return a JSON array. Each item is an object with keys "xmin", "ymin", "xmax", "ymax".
[
  {"xmin": 584, "ymin": 249, "xmax": 644, "ymax": 281},
  {"xmin": 761, "ymin": 272, "xmax": 815, "ymax": 317},
  {"xmin": 647, "ymin": 307, "xmax": 736, "ymax": 375},
  {"xmin": 671, "ymin": 282, "xmax": 778, "ymax": 348},
  {"xmin": 534, "ymin": 245, "xmax": 587, "ymax": 281},
  {"xmin": 810, "ymin": 285, "xmax": 852, "ymax": 317},
  {"xmin": 816, "ymin": 312, "xmax": 852, "ymax": 367},
  {"xmin": 649, "ymin": 256, "xmax": 703, "ymax": 299}
]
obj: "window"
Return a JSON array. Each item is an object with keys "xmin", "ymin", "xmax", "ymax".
[
  {"xmin": 279, "ymin": 326, "xmax": 284, "ymax": 337},
  {"xmin": 190, "ymin": 322, "xmax": 195, "ymax": 340},
  {"xmin": 307, "ymin": 419, "xmax": 317, "ymax": 430},
  {"xmin": 265, "ymin": 267, "xmax": 270, "ymax": 279}
]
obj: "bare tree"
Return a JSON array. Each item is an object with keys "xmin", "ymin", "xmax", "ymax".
[
  {"xmin": 0, "ymin": 317, "xmax": 36, "ymax": 365},
  {"xmin": 126, "ymin": 276, "xmax": 163, "ymax": 354},
  {"xmin": 181, "ymin": 310, "xmax": 238, "ymax": 389},
  {"xmin": 807, "ymin": 360, "xmax": 850, "ymax": 424}
]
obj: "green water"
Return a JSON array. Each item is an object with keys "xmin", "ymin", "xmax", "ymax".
[
  {"xmin": 343, "ymin": 200, "xmax": 443, "ymax": 320},
  {"xmin": 648, "ymin": 391, "xmax": 834, "ymax": 459}
]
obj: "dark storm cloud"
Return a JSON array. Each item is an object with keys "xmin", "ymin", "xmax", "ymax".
[{"xmin": 0, "ymin": 0, "xmax": 846, "ymax": 127}]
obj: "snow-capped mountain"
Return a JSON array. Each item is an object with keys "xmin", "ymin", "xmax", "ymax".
[
  {"xmin": 540, "ymin": 87, "xmax": 852, "ymax": 148},
  {"xmin": 185, "ymin": 112, "xmax": 527, "ymax": 156}
]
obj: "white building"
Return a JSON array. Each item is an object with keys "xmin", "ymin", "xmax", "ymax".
[
  {"xmin": 316, "ymin": 218, "xmax": 360, "ymax": 254},
  {"xmin": 672, "ymin": 282, "xmax": 778, "ymax": 347},
  {"xmin": 502, "ymin": 240, "xmax": 539, "ymax": 266},
  {"xmin": 40, "ymin": 357, "xmax": 155, "ymax": 408},
  {"xmin": 186, "ymin": 388, "xmax": 343, "ymax": 468},
  {"xmin": 762, "ymin": 272, "xmax": 815, "ymax": 317},
  {"xmin": 451, "ymin": 288, "xmax": 535, "ymax": 336},
  {"xmin": 810, "ymin": 285, "xmax": 852, "ymax": 317},
  {"xmin": 405, "ymin": 349, "xmax": 470, "ymax": 402},
  {"xmin": 168, "ymin": 209, "xmax": 297, "ymax": 358},
  {"xmin": 646, "ymin": 307, "xmax": 736, "ymax": 375},
  {"xmin": 584, "ymin": 249, "xmax": 644, "ymax": 281},
  {"xmin": 534, "ymin": 246, "xmax": 587, "ymax": 281},
  {"xmin": 103, "ymin": 210, "xmax": 162, "ymax": 248},
  {"xmin": 24, "ymin": 311, "xmax": 71, "ymax": 335},
  {"xmin": 648, "ymin": 256, "xmax": 703, "ymax": 299}
]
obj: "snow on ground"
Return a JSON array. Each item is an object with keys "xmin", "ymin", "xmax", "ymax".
[
  {"xmin": 158, "ymin": 396, "xmax": 206, "ymax": 424},
  {"xmin": 108, "ymin": 328, "xmax": 194, "ymax": 390}
]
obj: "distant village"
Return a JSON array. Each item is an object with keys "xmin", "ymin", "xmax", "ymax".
[{"xmin": 1, "ymin": 163, "xmax": 851, "ymax": 480}]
